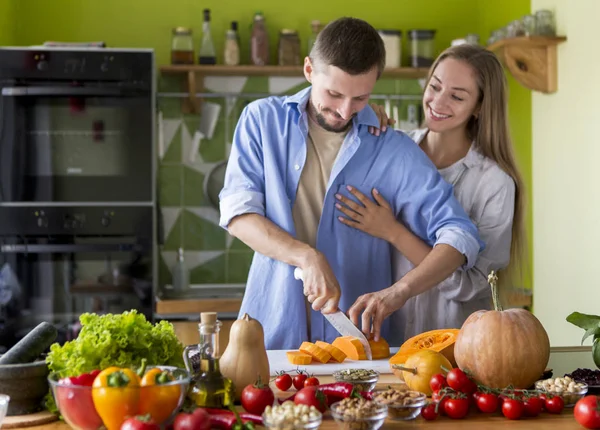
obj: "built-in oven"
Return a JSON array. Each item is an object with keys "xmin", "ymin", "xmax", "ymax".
[
  {"xmin": 0, "ymin": 48, "xmax": 154, "ymax": 203},
  {"xmin": 0, "ymin": 48, "xmax": 157, "ymax": 350}
]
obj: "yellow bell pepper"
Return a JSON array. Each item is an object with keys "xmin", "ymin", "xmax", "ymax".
[
  {"xmin": 91, "ymin": 365, "xmax": 142, "ymax": 430},
  {"xmin": 138, "ymin": 368, "xmax": 181, "ymax": 423}
]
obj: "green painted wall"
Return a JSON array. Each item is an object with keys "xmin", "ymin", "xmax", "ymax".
[
  {"xmin": 478, "ymin": 0, "xmax": 533, "ymax": 291},
  {"xmin": 13, "ymin": 0, "xmax": 480, "ymax": 65},
  {"xmin": 9, "ymin": 0, "xmax": 533, "ymax": 291},
  {"xmin": 0, "ymin": 0, "xmax": 15, "ymax": 45}
]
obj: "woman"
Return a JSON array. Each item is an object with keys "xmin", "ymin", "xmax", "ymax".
[{"xmin": 337, "ymin": 44, "xmax": 526, "ymax": 344}]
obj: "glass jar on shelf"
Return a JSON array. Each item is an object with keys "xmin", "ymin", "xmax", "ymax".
[
  {"xmin": 521, "ymin": 14, "xmax": 537, "ymax": 36},
  {"xmin": 307, "ymin": 20, "xmax": 322, "ymax": 56},
  {"xmin": 278, "ymin": 29, "xmax": 301, "ymax": 66},
  {"xmin": 506, "ymin": 19, "xmax": 525, "ymax": 38},
  {"xmin": 171, "ymin": 27, "xmax": 194, "ymax": 65},
  {"xmin": 535, "ymin": 9, "xmax": 556, "ymax": 36},
  {"xmin": 408, "ymin": 29, "xmax": 436, "ymax": 68}
]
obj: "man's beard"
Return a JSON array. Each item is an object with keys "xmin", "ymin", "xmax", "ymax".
[{"xmin": 311, "ymin": 104, "xmax": 355, "ymax": 133}]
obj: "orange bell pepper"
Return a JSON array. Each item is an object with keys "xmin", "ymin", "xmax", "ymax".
[
  {"xmin": 91, "ymin": 365, "xmax": 142, "ymax": 430},
  {"xmin": 138, "ymin": 368, "xmax": 182, "ymax": 424}
]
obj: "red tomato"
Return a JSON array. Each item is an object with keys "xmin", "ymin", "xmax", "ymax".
[
  {"xmin": 444, "ymin": 397, "xmax": 470, "ymax": 419},
  {"xmin": 446, "ymin": 368, "xmax": 475, "ymax": 394},
  {"xmin": 523, "ymin": 396, "xmax": 544, "ymax": 417},
  {"xmin": 241, "ymin": 381, "xmax": 275, "ymax": 415},
  {"xmin": 421, "ymin": 403, "xmax": 438, "ymax": 421},
  {"xmin": 293, "ymin": 373, "xmax": 308, "ymax": 390},
  {"xmin": 294, "ymin": 386, "xmax": 327, "ymax": 413},
  {"xmin": 430, "ymin": 373, "xmax": 448, "ymax": 392},
  {"xmin": 121, "ymin": 416, "xmax": 160, "ymax": 430},
  {"xmin": 274, "ymin": 372, "xmax": 292, "ymax": 391},
  {"xmin": 476, "ymin": 393, "xmax": 499, "ymax": 413},
  {"xmin": 304, "ymin": 376, "xmax": 320, "ymax": 387},
  {"xmin": 575, "ymin": 396, "xmax": 600, "ymax": 429},
  {"xmin": 544, "ymin": 395, "xmax": 565, "ymax": 414},
  {"xmin": 502, "ymin": 398, "xmax": 524, "ymax": 420},
  {"xmin": 173, "ymin": 410, "xmax": 210, "ymax": 430},
  {"xmin": 432, "ymin": 390, "xmax": 447, "ymax": 415}
]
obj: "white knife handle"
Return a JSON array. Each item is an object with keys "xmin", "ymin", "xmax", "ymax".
[{"xmin": 294, "ymin": 267, "xmax": 304, "ymax": 281}]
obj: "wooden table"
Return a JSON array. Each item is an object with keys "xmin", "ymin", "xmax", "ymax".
[{"xmin": 24, "ymin": 374, "xmax": 583, "ymax": 430}]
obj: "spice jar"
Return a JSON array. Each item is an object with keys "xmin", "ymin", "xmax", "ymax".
[
  {"xmin": 224, "ymin": 22, "xmax": 240, "ymax": 66},
  {"xmin": 171, "ymin": 27, "xmax": 194, "ymax": 65},
  {"xmin": 535, "ymin": 9, "xmax": 556, "ymax": 36},
  {"xmin": 506, "ymin": 19, "xmax": 525, "ymax": 38},
  {"xmin": 408, "ymin": 29, "xmax": 436, "ymax": 68},
  {"xmin": 521, "ymin": 14, "xmax": 536, "ymax": 36},
  {"xmin": 250, "ymin": 11, "xmax": 269, "ymax": 66},
  {"xmin": 278, "ymin": 29, "xmax": 301, "ymax": 66},
  {"xmin": 378, "ymin": 30, "xmax": 402, "ymax": 68}
]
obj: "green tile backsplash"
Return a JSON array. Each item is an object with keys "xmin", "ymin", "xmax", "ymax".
[{"xmin": 156, "ymin": 74, "xmax": 423, "ymax": 289}]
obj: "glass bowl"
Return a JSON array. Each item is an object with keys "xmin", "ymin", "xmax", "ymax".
[
  {"xmin": 262, "ymin": 402, "xmax": 322, "ymax": 430},
  {"xmin": 0, "ymin": 394, "xmax": 9, "ymax": 426},
  {"xmin": 332, "ymin": 369, "xmax": 380, "ymax": 392},
  {"xmin": 371, "ymin": 388, "xmax": 426, "ymax": 421},
  {"xmin": 330, "ymin": 398, "xmax": 388, "ymax": 430},
  {"xmin": 48, "ymin": 365, "xmax": 191, "ymax": 430},
  {"xmin": 534, "ymin": 379, "xmax": 588, "ymax": 407}
]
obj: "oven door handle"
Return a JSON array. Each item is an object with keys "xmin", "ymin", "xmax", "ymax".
[
  {"xmin": 1, "ymin": 86, "xmax": 138, "ymax": 97},
  {"xmin": 0, "ymin": 243, "xmax": 144, "ymax": 253}
]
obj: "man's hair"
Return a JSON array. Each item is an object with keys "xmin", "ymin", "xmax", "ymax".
[{"xmin": 309, "ymin": 17, "xmax": 386, "ymax": 78}]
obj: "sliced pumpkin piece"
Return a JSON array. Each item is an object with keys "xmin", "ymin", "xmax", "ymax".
[
  {"xmin": 368, "ymin": 335, "xmax": 390, "ymax": 359},
  {"xmin": 286, "ymin": 350, "xmax": 313, "ymax": 365},
  {"xmin": 299, "ymin": 341, "xmax": 331, "ymax": 364},
  {"xmin": 315, "ymin": 340, "xmax": 347, "ymax": 363},
  {"xmin": 332, "ymin": 336, "xmax": 366, "ymax": 360}
]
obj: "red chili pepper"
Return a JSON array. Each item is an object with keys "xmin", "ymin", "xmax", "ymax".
[
  {"xmin": 197, "ymin": 408, "xmax": 262, "ymax": 428},
  {"xmin": 360, "ymin": 391, "xmax": 374, "ymax": 400},
  {"xmin": 317, "ymin": 382, "xmax": 356, "ymax": 398},
  {"xmin": 239, "ymin": 413, "xmax": 262, "ymax": 425},
  {"xmin": 209, "ymin": 414, "xmax": 237, "ymax": 430}
]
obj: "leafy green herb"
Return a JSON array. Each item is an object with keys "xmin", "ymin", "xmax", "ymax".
[
  {"xmin": 45, "ymin": 310, "xmax": 185, "ymax": 413},
  {"xmin": 566, "ymin": 312, "xmax": 600, "ymax": 345}
]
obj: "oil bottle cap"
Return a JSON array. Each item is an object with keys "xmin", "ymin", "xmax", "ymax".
[{"xmin": 200, "ymin": 312, "xmax": 217, "ymax": 324}]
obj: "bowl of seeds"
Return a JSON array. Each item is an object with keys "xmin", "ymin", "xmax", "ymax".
[
  {"xmin": 330, "ymin": 397, "xmax": 388, "ymax": 430},
  {"xmin": 372, "ymin": 387, "xmax": 426, "ymax": 420},
  {"xmin": 332, "ymin": 369, "xmax": 379, "ymax": 392}
]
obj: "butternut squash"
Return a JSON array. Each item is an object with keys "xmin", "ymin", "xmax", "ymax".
[
  {"xmin": 389, "ymin": 328, "xmax": 460, "ymax": 378},
  {"xmin": 299, "ymin": 341, "xmax": 331, "ymax": 364},
  {"xmin": 315, "ymin": 341, "xmax": 347, "ymax": 363},
  {"xmin": 332, "ymin": 336, "xmax": 367, "ymax": 360},
  {"xmin": 219, "ymin": 313, "xmax": 270, "ymax": 401},
  {"xmin": 286, "ymin": 351, "xmax": 313, "ymax": 365}
]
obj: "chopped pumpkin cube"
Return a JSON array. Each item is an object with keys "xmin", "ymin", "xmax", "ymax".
[
  {"xmin": 286, "ymin": 350, "xmax": 313, "ymax": 365},
  {"xmin": 315, "ymin": 340, "xmax": 347, "ymax": 363},
  {"xmin": 299, "ymin": 341, "xmax": 331, "ymax": 364}
]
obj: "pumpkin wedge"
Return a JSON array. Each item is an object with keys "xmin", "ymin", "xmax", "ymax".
[
  {"xmin": 287, "ymin": 351, "xmax": 313, "ymax": 365},
  {"xmin": 389, "ymin": 328, "xmax": 459, "ymax": 378},
  {"xmin": 299, "ymin": 341, "xmax": 331, "ymax": 364},
  {"xmin": 368, "ymin": 335, "xmax": 390, "ymax": 359},
  {"xmin": 315, "ymin": 341, "xmax": 347, "ymax": 363}
]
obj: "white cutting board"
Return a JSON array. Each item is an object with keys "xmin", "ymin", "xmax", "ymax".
[{"xmin": 267, "ymin": 347, "xmax": 399, "ymax": 376}]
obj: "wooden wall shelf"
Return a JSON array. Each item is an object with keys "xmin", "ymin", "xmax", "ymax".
[
  {"xmin": 487, "ymin": 36, "xmax": 567, "ymax": 94},
  {"xmin": 159, "ymin": 65, "xmax": 429, "ymax": 113}
]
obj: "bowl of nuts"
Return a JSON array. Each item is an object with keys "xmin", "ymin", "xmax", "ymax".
[
  {"xmin": 332, "ymin": 369, "xmax": 379, "ymax": 392},
  {"xmin": 534, "ymin": 376, "xmax": 588, "ymax": 407},
  {"xmin": 372, "ymin": 387, "xmax": 426, "ymax": 420},
  {"xmin": 330, "ymin": 397, "xmax": 388, "ymax": 430},
  {"xmin": 262, "ymin": 401, "xmax": 322, "ymax": 430}
]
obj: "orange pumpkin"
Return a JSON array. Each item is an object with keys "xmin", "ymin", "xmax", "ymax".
[{"xmin": 453, "ymin": 271, "xmax": 550, "ymax": 389}]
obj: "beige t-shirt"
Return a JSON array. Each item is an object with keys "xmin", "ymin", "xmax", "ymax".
[{"xmin": 292, "ymin": 116, "xmax": 347, "ymax": 337}]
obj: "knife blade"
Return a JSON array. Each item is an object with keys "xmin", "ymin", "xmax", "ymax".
[{"xmin": 294, "ymin": 268, "xmax": 373, "ymax": 360}]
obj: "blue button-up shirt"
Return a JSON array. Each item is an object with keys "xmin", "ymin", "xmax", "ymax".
[{"xmin": 219, "ymin": 87, "xmax": 483, "ymax": 349}]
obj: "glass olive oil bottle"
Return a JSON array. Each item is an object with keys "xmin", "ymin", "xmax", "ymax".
[{"xmin": 189, "ymin": 312, "xmax": 234, "ymax": 407}]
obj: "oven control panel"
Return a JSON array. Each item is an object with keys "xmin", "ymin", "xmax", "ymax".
[{"xmin": 0, "ymin": 206, "xmax": 153, "ymax": 236}]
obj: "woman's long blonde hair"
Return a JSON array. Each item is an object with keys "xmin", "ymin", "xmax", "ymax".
[{"xmin": 426, "ymin": 44, "xmax": 528, "ymax": 292}]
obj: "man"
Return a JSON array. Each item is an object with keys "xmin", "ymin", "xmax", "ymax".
[{"xmin": 219, "ymin": 17, "xmax": 483, "ymax": 350}]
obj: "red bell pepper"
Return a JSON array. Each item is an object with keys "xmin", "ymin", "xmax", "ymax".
[{"xmin": 56, "ymin": 370, "xmax": 103, "ymax": 430}]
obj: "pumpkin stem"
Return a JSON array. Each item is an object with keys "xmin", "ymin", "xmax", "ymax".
[
  {"xmin": 391, "ymin": 364, "xmax": 417, "ymax": 375},
  {"xmin": 488, "ymin": 270, "xmax": 503, "ymax": 312}
]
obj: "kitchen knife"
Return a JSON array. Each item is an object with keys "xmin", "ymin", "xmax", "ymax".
[{"xmin": 294, "ymin": 268, "xmax": 373, "ymax": 360}]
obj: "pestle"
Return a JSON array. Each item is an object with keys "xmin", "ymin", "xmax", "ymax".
[{"xmin": 0, "ymin": 322, "xmax": 58, "ymax": 365}]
